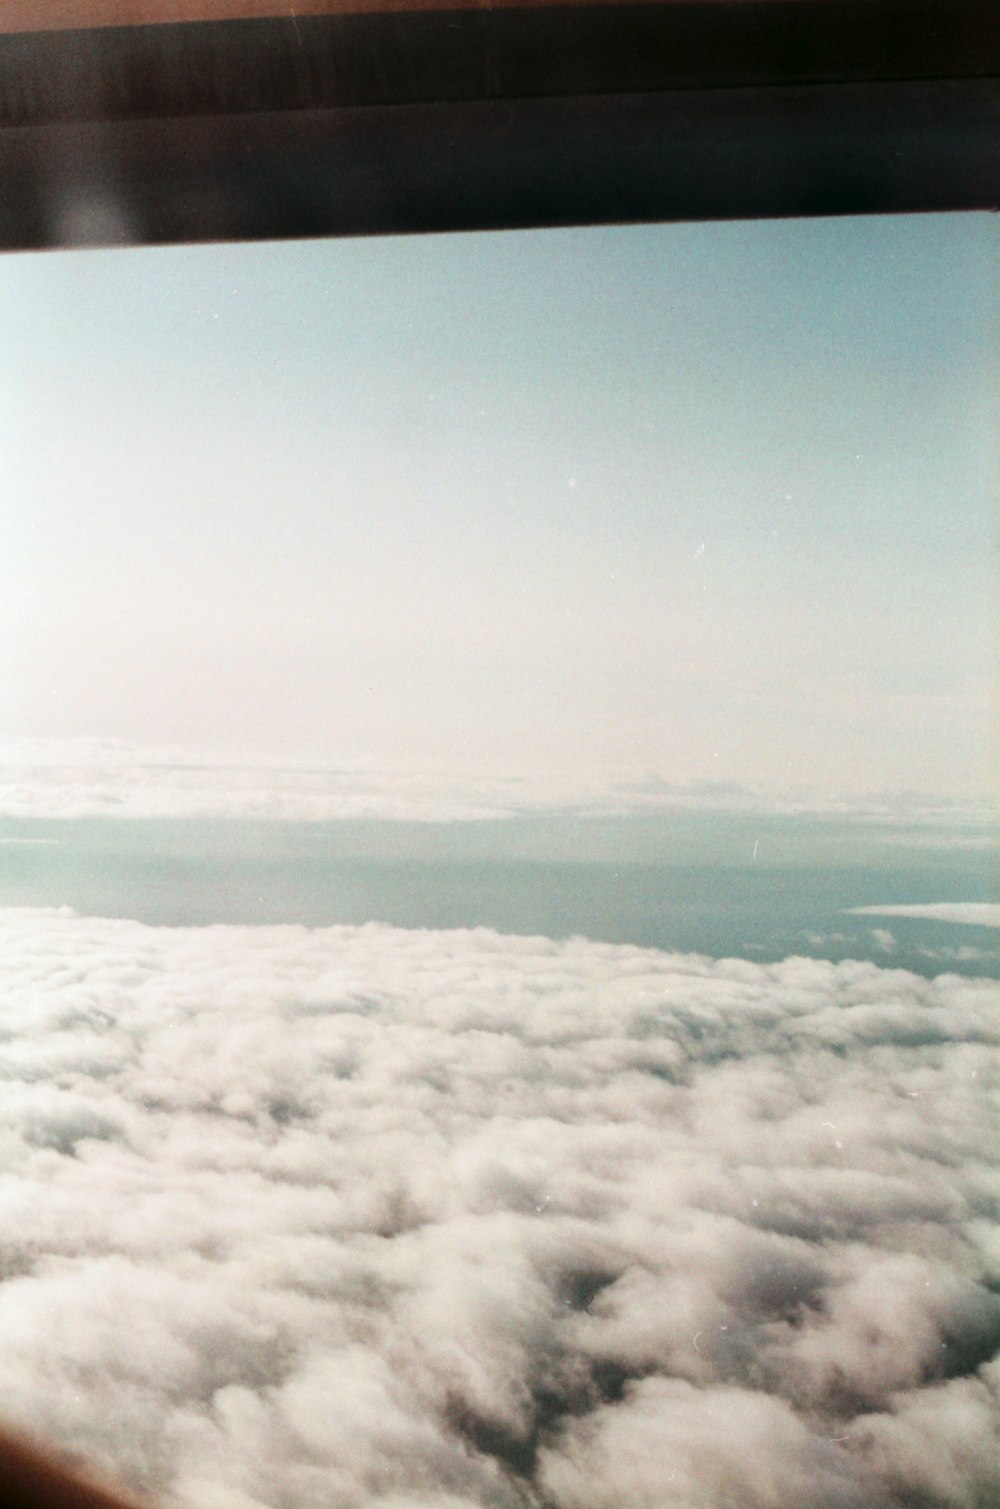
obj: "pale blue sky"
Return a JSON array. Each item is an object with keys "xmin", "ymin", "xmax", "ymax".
[{"xmin": 2, "ymin": 214, "xmax": 996, "ymax": 803}]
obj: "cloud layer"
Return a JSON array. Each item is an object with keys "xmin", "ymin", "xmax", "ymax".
[
  {"xmin": 1, "ymin": 738, "xmax": 995, "ymax": 827},
  {"xmin": 1, "ymin": 909, "xmax": 998, "ymax": 1509}
]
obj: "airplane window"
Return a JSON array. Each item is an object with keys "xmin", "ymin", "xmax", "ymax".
[{"xmin": 1, "ymin": 212, "xmax": 998, "ymax": 1508}]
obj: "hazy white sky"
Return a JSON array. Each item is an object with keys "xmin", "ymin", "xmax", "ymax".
[{"xmin": 2, "ymin": 214, "xmax": 996, "ymax": 803}]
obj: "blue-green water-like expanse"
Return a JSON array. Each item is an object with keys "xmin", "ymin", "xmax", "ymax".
[{"xmin": 1, "ymin": 810, "xmax": 997, "ymax": 978}]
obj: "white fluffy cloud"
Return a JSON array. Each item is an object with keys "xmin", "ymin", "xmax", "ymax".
[{"xmin": 1, "ymin": 909, "xmax": 998, "ymax": 1508}]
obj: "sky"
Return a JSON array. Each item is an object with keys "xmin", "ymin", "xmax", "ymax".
[
  {"xmin": 1, "ymin": 213, "xmax": 998, "ymax": 1509},
  {"xmin": 1, "ymin": 213, "xmax": 997, "ymax": 809}
]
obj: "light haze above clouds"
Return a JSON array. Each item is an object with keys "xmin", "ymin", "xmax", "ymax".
[
  {"xmin": 2, "ymin": 215, "xmax": 997, "ymax": 807},
  {"xmin": 2, "ymin": 909, "xmax": 998, "ymax": 1509}
]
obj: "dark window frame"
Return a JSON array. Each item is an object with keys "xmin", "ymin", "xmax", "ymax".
[{"xmin": 1, "ymin": 0, "xmax": 998, "ymax": 250}]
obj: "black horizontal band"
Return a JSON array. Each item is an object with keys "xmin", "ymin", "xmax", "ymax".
[
  {"xmin": 2, "ymin": 0, "xmax": 998, "ymax": 128},
  {"xmin": 1, "ymin": 1, "xmax": 997, "ymax": 248}
]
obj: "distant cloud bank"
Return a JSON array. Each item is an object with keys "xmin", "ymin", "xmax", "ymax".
[
  {"xmin": 849, "ymin": 904, "xmax": 1000, "ymax": 928},
  {"xmin": 0, "ymin": 739, "xmax": 994, "ymax": 827},
  {"xmin": 1, "ymin": 910, "xmax": 998, "ymax": 1508}
]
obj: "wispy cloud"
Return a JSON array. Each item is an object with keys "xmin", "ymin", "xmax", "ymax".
[
  {"xmin": 848, "ymin": 904, "xmax": 1000, "ymax": 929},
  {"xmin": 1, "ymin": 910, "xmax": 997, "ymax": 1508}
]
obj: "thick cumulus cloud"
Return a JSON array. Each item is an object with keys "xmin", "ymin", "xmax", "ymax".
[{"xmin": 1, "ymin": 908, "xmax": 999, "ymax": 1509}]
